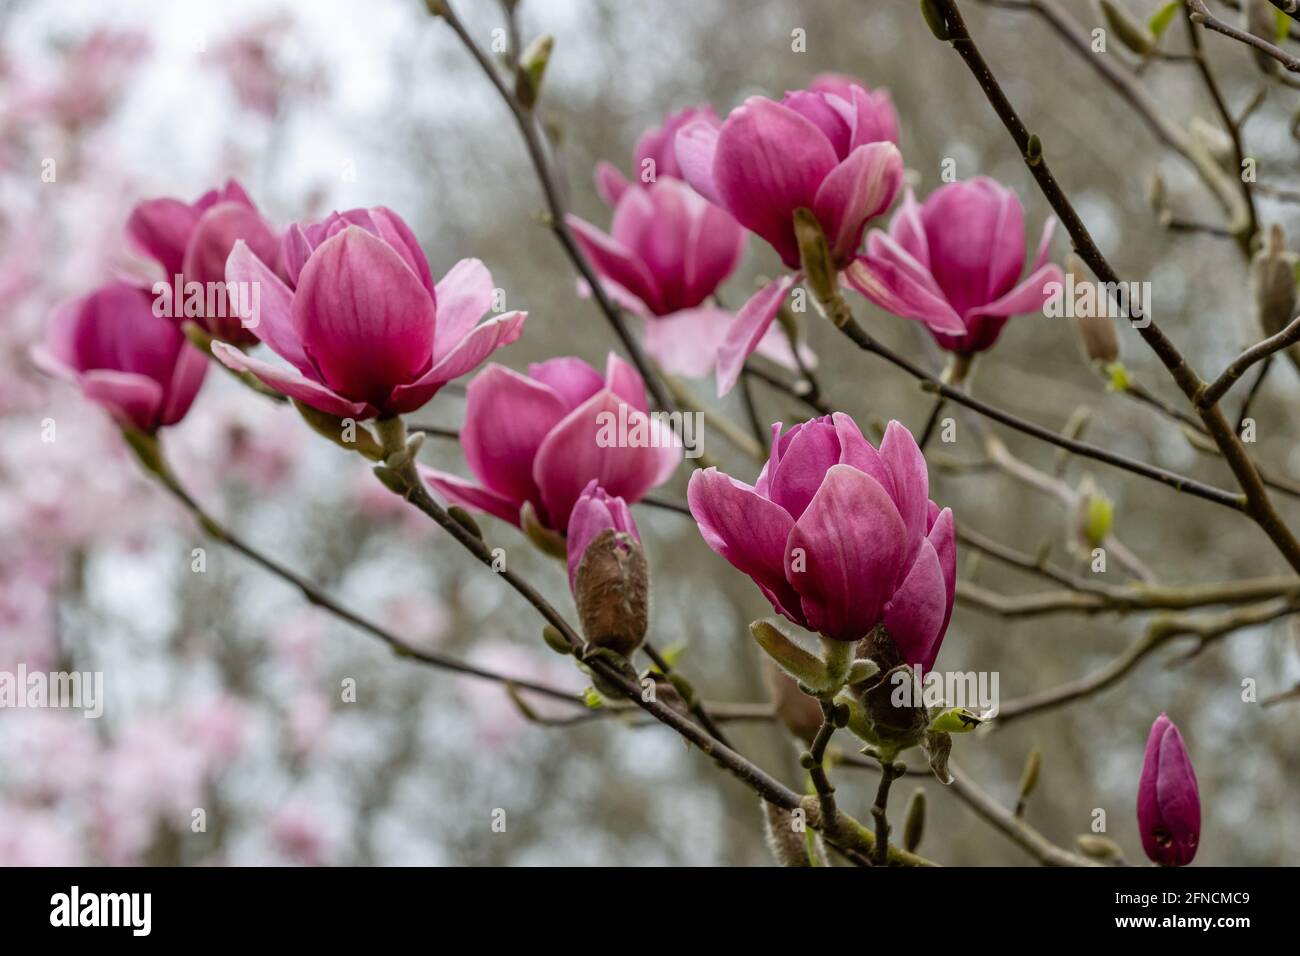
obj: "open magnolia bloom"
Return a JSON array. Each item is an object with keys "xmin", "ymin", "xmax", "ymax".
[
  {"xmin": 689, "ymin": 414, "xmax": 955, "ymax": 670},
  {"xmin": 569, "ymin": 178, "xmax": 805, "ymax": 378},
  {"xmin": 32, "ymin": 281, "xmax": 207, "ymax": 433},
  {"xmin": 1138, "ymin": 714, "xmax": 1200, "ymax": 867},
  {"xmin": 845, "ymin": 178, "xmax": 1063, "ymax": 354},
  {"xmin": 212, "ymin": 206, "xmax": 525, "ymax": 420},
  {"xmin": 126, "ymin": 179, "xmax": 282, "ymax": 346},
  {"xmin": 422, "ymin": 353, "xmax": 680, "ymax": 536},
  {"xmin": 674, "ymin": 80, "xmax": 907, "ymax": 393}
]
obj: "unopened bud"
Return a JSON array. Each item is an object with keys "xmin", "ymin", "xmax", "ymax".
[
  {"xmin": 520, "ymin": 500, "xmax": 567, "ymax": 558},
  {"xmin": 1068, "ymin": 257, "xmax": 1120, "ymax": 365},
  {"xmin": 903, "ymin": 788, "xmax": 926, "ymax": 852},
  {"xmin": 1073, "ymin": 476, "xmax": 1114, "ymax": 551},
  {"xmin": 541, "ymin": 624, "xmax": 572, "ymax": 656},
  {"xmin": 1099, "ymin": 0, "xmax": 1154, "ymax": 55},
  {"xmin": 574, "ymin": 528, "xmax": 648, "ymax": 657},
  {"xmin": 514, "ymin": 33, "xmax": 554, "ymax": 109},
  {"xmin": 1076, "ymin": 834, "xmax": 1125, "ymax": 862},
  {"xmin": 1015, "ymin": 745, "xmax": 1041, "ymax": 816},
  {"xmin": 794, "ymin": 207, "xmax": 838, "ymax": 295},
  {"xmin": 448, "ymin": 505, "xmax": 484, "ymax": 541},
  {"xmin": 1252, "ymin": 224, "xmax": 1298, "ymax": 340},
  {"xmin": 919, "ymin": 0, "xmax": 949, "ymax": 40}
]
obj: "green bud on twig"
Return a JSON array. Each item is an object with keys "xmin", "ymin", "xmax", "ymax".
[
  {"xmin": 294, "ymin": 400, "xmax": 385, "ymax": 461},
  {"xmin": 903, "ymin": 788, "xmax": 926, "ymax": 852},
  {"xmin": 1076, "ymin": 834, "xmax": 1125, "ymax": 862},
  {"xmin": 927, "ymin": 706, "xmax": 984, "ymax": 734},
  {"xmin": 1025, "ymin": 133, "xmax": 1043, "ymax": 166},
  {"xmin": 541, "ymin": 624, "xmax": 573, "ymax": 656},
  {"xmin": 1015, "ymin": 745, "xmax": 1041, "ymax": 817},
  {"xmin": 750, "ymin": 620, "xmax": 833, "ymax": 693},
  {"xmin": 794, "ymin": 208, "xmax": 836, "ymax": 300},
  {"xmin": 514, "ymin": 34, "xmax": 554, "ymax": 110},
  {"xmin": 448, "ymin": 505, "xmax": 484, "ymax": 541},
  {"xmin": 920, "ymin": 0, "xmax": 949, "ymax": 40},
  {"xmin": 1099, "ymin": 0, "xmax": 1154, "ymax": 55},
  {"xmin": 520, "ymin": 501, "xmax": 567, "ymax": 558}
]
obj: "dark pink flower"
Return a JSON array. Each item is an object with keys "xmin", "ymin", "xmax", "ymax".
[
  {"xmin": 126, "ymin": 179, "xmax": 281, "ymax": 345},
  {"xmin": 421, "ymin": 354, "xmax": 679, "ymax": 533},
  {"xmin": 688, "ymin": 415, "xmax": 954, "ymax": 665},
  {"xmin": 32, "ymin": 281, "xmax": 207, "ymax": 432},
  {"xmin": 212, "ymin": 206, "xmax": 525, "ymax": 420},
  {"xmin": 1137, "ymin": 714, "xmax": 1200, "ymax": 867},
  {"xmin": 845, "ymin": 177, "xmax": 1063, "ymax": 354}
]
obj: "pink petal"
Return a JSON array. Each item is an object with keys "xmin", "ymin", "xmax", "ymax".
[
  {"xmin": 843, "ymin": 249, "xmax": 965, "ymax": 334},
  {"xmin": 533, "ymin": 389, "xmax": 680, "ymax": 531},
  {"xmin": 159, "ymin": 340, "xmax": 208, "ymax": 426},
  {"xmin": 527, "ymin": 357, "xmax": 606, "ymax": 411},
  {"xmin": 386, "ymin": 311, "xmax": 526, "ymax": 414},
  {"xmin": 226, "ymin": 240, "xmax": 310, "ymax": 372},
  {"xmin": 716, "ymin": 274, "xmax": 798, "ymax": 396},
  {"xmin": 713, "ymin": 98, "xmax": 839, "ymax": 268},
  {"xmin": 211, "ymin": 341, "xmax": 372, "ymax": 419},
  {"xmin": 683, "ymin": 196, "xmax": 747, "ymax": 306},
  {"xmin": 785, "ymin": 464, "xmax": 908, "ymax": 641},
  {"xmin": 79, "ymin": 369, "xmax": 165, "ymax": 432},
  {"xmin": 595, "ymin": 161, "xmax": 631, "ymax": 207},
  {"xmin": 812, "ymin": 142, "xmax": 903, "ymax": 265},
  {"xmin": 767, "ymin": 417, "xmax": 842, "ymax": 521},
  {"xmin": 431, "ymin": 258, "xmax": 495, "ymax": 364},
  {"xmin": 126, "ymin": 198, "xmax": 198, "ymax": 278},
  {"xmin": 603, "ymin": 351, "xmax": 650, "ymax": 414},
  {"xmin": 674, "ymin": 120, "xmax": 723, "ymax": 206},
  {"xmin": 457, "ymin": 363, "xmax": 568, "ymax": 508},
  {"xmin": 883, "ymin": 539, "xmax": 948, "ymax": 670},
  {"xmin": 292, "ymin": 227, "xmax": 436, "ymax": 406},
  {"xmin": 922, "ymin": 177, "xmax": 1025, "ymax": 316},
  {"xmin": 419, "ymin": 465, "xmax": 524, "ymax": 527},
  {"xmin": 879, "ymin": 419, "xmax": 929, "ymax": 550},
  {"xmin": 566, "ymin": 213, "xmax": 664, "ymax": 314},
  {"xmin": 687, "ymin": 467, "xmax": 804, "ymax": 625},
  {"xmin": 641, "ymin": 305, "xmax": 733, "ymax": 379}
]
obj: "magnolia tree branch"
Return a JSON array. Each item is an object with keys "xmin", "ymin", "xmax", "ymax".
[
  {"xmin": 428, "ymin": 0, "xmax": 676, "ymax": 414},
  {"xmin": 925, "ymin": 0, "xmax": 1300, "ymax": 575},
  {"xmin": 1201, "ymin": 312, "xmax": 1300, "ymax": 406},
  {"xmin": 1187, "ymin": 0, "xmax": 1300, "ymax": 72}
]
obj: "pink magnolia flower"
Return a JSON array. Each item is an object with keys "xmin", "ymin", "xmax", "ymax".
[
  {"xmin": 595, "ymin": 105, "xmax": 719, "ymax": 206},
  {"xmin": 568, "ymin": 178, "xmax": 752, "ymax": 377},
  {"xmin": 845, "ymin": 177, "xmax": 1063, "ymax": 354},
  {"xmin": 674, "ymin": 81, "xmax": 905, "ymax": 394},
  {"xmin": 31, "ymin": 281, "xmax": 207, "ymax": 432},
  {"xmin": 126, "ymin": 179, "xmax": 281, "ymax": 345},
  {"xmin": 1137, "ymin": 713, "xmax": 1200, "ymax": 867},
  {"xmin": 422, "ymin": 353, "xmax": 680, "ymax": 533},
  {"xmin": 675, "ymin": 83, "xmax": 902, "ymax": 270},
  {"xmin": 688, "ymin": 415, "xmax": 955, "ymax": 667},
  {"xmin": 212, "ymin": 206, "xmax": 526, "ymax": 420},
  {"xmin": 809, "ymin": 73, "xmax": 899, "ymax": 144},
  {"xmin": 566, "ymin": 480, "xmax": 640, "ymax": 591}
]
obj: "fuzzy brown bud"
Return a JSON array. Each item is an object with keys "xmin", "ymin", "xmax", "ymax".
[{"xmin": 574, "ymin": 528, "xmax": 648, "ymax": 657}]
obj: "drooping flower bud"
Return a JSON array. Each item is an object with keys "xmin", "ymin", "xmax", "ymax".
[
  {"xmin": 1137, "ymin": 713, "xmax": 1200, "ymax": 866},
  {"xmin": 1252, "ymin": 224, "xmax": 1298, "ymax": 342},
  {"xmin": 567, "ymin": 482, "xmax": 648, "ymax": 656}
]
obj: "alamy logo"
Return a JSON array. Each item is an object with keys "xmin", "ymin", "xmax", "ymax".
[
  {"xmin": 0, "ymin": 665, "xmax": 103, "ymax": 718},
  {"xmin": 1042, "ymin": 272, "xmax": 1152, "ymax": 328},
  {"xmin": 595, "ymin": 404, "xmax": 704, "ymax": 459},
  {"xmin": 50, "ymin": 886, "xmax": 151, "ymax": 936},
  {"xmin": 152, "ymin": 274, "xmax": 261, "ymax": 328},
  {"xmin": 889, "ymin": 666, "xmax": 999, "ymax": 717}
]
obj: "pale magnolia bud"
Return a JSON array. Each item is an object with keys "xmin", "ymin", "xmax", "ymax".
[
  {"xmin": 903, "ymin": 788, "xmax": 926, "ymax": 852},
  {"xmin": 1099, "ymin": 0, "xmax": 1154, "ymax": 55},
  {"xmin": 574, "ymin": 528, "xmax": 648, "ymax": 657},
  {"xmin": 1252, "ymin": 225, "xmax": 1298, "ymax": 338},
  {"xmin": 1076, "ymin": 834, "xmax": 1126, "ymax": 862},
  {"xmin": 1072, "ymin": 476, "xmax": 1114, "ymax": 553},
  {"xmin": 1068, "ymin": 257, "xmax": 1119, "ymax": 366}
]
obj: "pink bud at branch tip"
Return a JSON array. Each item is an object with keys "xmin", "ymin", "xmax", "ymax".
[{"xmin": 1137, "ymin": 713, "xmax": 1201, "ymax": 867}]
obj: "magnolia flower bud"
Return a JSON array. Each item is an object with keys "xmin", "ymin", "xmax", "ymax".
[
  {"xmin": 1076, "ymin": 834, "xmax": 1126, "ymax": 863},
  {"xmin": 1137, "ymin": 713, "xmax": 1200, "ymax": 866},
  {"xmin": 1068, "ymin": 256, "xmax": 1120, "ymax": 365},
  {"xmin": 1072, "ymin": 476, "xmax": 1114, "ymax": 553},
  {"xmin": 1188, "ymin": 116, "xmax": 1236, "ymax": 171},
  {"xmin": 573, "ymin": 528, "xmax": 648, "ymax": 657},
  {"xmin": 903, "ymin": 788, "xmax": 926, "ymax": 852},
  {"xmin": 1252, "ymin": 224, "xmax": 1298, "ymax": 340},
  {"xmin": 1099, "ymin": 0, "xmax": 1154, "ymax": 55}
]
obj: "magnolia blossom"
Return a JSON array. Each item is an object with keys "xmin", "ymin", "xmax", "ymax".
[
  {"xmin": 570, "ymin": 178, "xmax": 756, "ymax": 377},
  {"xmin": 126, "ymin": 179, "xmax": 281, "ymax": 345},
  {"xmin": 845, "ymin": 177, "xmax": 1062, "ymax": 354},
  {"xmin": 213, "ymin": 206, "xmax": 525, "ymax": 419},
  {"xmin": 689, "ymin": 415, "xmax": 955, "ymax": 667},
  {"xmin": 422, "ymin": 354, "xmax": 679, "ymax": 534},
  {"xmin": 31, "ymin": 281, "xmax": 207, "ymax": 432},
  {"xmin": 595, "ymin": 105, "xmax": 719, "ymax": 206},
  {"xmin": 1137, "ymin": 714, "xmax": 1200, "ymax": 867},
  {"xmin": 674, "ymin": 81, "xmax": 905, "ymax": 393}
]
